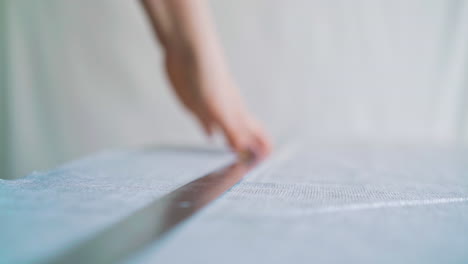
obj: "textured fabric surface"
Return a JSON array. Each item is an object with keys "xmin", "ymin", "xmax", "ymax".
[
  {"xmin": 1, "ymin": 146, "xmax": 468, "ymax": 264},
  {"xmin": 127, "ymin": 145, "xmax": 468, "ymax": 264},
  {"xmin": 0, "ymin": 148, "xmax": 234, "ymax": 264}
]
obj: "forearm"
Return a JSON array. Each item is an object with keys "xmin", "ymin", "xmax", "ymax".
[{"xmin": 141, "ymin": 0, "xmax": 226, "ymax": 66}]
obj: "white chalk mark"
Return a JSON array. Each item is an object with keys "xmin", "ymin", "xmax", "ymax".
[{"xmin": 284, "ymin": 197, "xmax": 468, "ymax": 215}]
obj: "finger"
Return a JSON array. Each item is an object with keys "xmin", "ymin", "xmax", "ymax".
[
  {"xmin": 201, "ymin": 118, "xmax": 215, "ymax": 136},
  {"xmin": 246, "ymin": 118, "xmax": 273, "ymax": 157},
  {"xmin": 216, "ymin": 117, "xmax": 250, "ymax": 154},
  {"xmin": 193, "ymin": 109, "xmax": 215, "ymax": 137},
  {"xmin": 251, "ymin": 132, "xmax": 271, "ymax": 158}
]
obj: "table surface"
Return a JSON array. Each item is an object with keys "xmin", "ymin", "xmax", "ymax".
[{"xmin": 1, "ymin": 145, "xmax": 468, "ymax": 264}]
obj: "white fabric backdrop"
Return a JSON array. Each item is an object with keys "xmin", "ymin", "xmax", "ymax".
[{"xmin": 2, "ymin": 0, "xmax": 468, "ymax": 179}]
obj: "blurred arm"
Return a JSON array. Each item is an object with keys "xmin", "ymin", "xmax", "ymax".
[{"xmin": 141, "ymin": 0, "xmax": 271, "ymax": 158}]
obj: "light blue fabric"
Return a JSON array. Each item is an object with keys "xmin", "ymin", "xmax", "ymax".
[
  {"xmin": 0, "ymin": 148, "xmax": 233, "ymax": 264},
  {"xmin": 128, "ymin": 145, "xmax": 468, "ymax": 264},
  {"xmin": 1, "ymin": 146, "xmax": 467, "ymax": 263}
]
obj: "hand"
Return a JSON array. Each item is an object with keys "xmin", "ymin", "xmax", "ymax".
[
  {"xmin": 165, "ymin": 49, "xmax": 272, "ymax": 158},
  {"xmin": 141, "ymin": 0, "xmax": 272, "ymax": 158}
]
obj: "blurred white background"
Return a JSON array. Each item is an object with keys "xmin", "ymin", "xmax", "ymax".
[{"xmin": 2, "ymin": 0, "xmax": 468, "ymax": 178}]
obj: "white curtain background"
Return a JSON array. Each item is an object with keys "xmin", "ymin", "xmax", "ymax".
[{"xmin": 2, "ymin": 0, "xmax": 468, "ymax": 179}]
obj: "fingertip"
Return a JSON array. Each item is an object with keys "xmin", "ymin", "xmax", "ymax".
[
  {"xmin": 249, "ymin": 127, "xmax": 273, "ymax": 158},
  {"xmin": 195, "ymin": 113, "xmax": 215, "ymax": 138},
  {"xmin": 237, "ymin": 148, "xmax": 255, "ymax": 162},
  {"xmin": 259, "ymin": 134, "xmax": 273, "ymax": 155},
  {"xmin": 217, "ymin": 119, "xmax": 248, "ymax": 154},
  {"xmin": 215, "ymin": 114, "xmax": 270, "ymax": 160}
]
